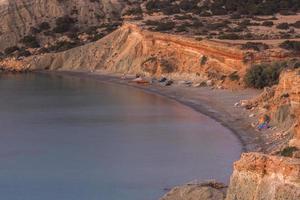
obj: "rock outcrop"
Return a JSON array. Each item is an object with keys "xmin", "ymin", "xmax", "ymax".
[
  {"xmin": 161, "ymin": 181, "xmax": 226, "ymax": 200},
  {"xmin": 0, "ymin": 57, "xmax": 30, "ymax": 72},
  {"xmin": 270, "ymin": 70, "xmax": 300, "ymax": 138},
  {"xmin": 276, "ymin": 70, "xmax": 300, "ymax": 149},
  {"xmin": 226, "ymin": 153, "xmax": 300, "ymax": 200},
  {"xmin": 244, "ymin": 69, "xmax": 300, "ymax": 152}
]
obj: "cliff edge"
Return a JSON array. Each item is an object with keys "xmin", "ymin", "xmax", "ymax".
[{"xmin": 226, "ymin": 153, "xmax": 300, "ymax": 200}]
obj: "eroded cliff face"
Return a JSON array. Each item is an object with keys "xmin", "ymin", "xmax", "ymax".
[
  {"xmin": 227, "ymin": 70, "xmax": 300, "ymax": 200},
  {"xmin": 24, "ymin": 23, "xmax": 251, "ymax": 86},
  {"xmin": 226, "ymin": 153, "xmax": 300, "ymax": 200},
  {"xmin": 276, "ymin": 70, "xmax": 300, "ymax": 149},
  {"xmin": 268, "ymin": 70, "xmax": 300, "ymax": 143},
  {"xmin": 0, "ymin": 0, "xmax": 124, "ymax": 51}
]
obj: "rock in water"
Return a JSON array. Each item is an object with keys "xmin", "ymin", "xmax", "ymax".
[{"xmin": 160, "ymin": 184, "xmax": 225, "ymax": 200}]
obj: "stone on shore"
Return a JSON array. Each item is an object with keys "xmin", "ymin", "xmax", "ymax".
[{"xmin": 160, "ymin": 182, "xmax": 226, "ymax": 200}]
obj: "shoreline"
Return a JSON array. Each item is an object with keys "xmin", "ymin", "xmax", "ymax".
[{"xmin": 38, "ymin": 70, "xmax": 266, "ymax": 153}]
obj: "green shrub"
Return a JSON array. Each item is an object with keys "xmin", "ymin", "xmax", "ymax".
[
  {"xmin": 218, "ymin": 33, "xmax": 239, "ymax": 40},
  {"xmin": 241, "ymin": 42, "xmax": 269, "ymax": 51},
  {"xmin": 53, "ymin": 16, "xmax": 76, "ymax": 33},
  {"xmin": 29, "ymin": 27, "xmax": 41, "ymax": 34},
  {"xmin": 262, "ymin": 21, "xmax": 274, "ymax": 27},
  {"xmin": 19, "ymin": 35, "xmax": 40, "ymax": 48},
  {"xmin": 292, "ymin": 21, "xmax": 300, "ymax": 28},
  {"xmin": 179, "ymin": 0, "xmax": 198, "ymax": 12},
  {"xmin": 145, "ymin": 0, "xmax": 180, "ymax": 14},
  {"xmin": 244, "ymin": 62, "xmax": 286, "ymax": 89},
  {"xmin": 38, "ymin": 22, "xmax": 51, "ymax": 30},
  {"xmin": 16, "ymin": 48, "xmax": 31, "ymax": 57},
  {"xmin": 160, "ymin": 59, "xmax": 177, "ymax": 73},
  {"xmin": 207, "ymin": 22, "xmax": 228, "ymax": 31},
  {"xmin": 280, "ymin": 146, "xmax": 298, "ymax": 157},
  {"xmin": 229, "ymin": 71, "xmax": 240, "ymax": 81},
  {"xmin": 4, "ymin": 46, "xmax": 19, "ymax": 55},
  {"xmin": 279, "ymin": 40, "xmax": 300, "ymax": 52},
  {"xmin": 122, "ymin": 6, "xmax": 143, "ymax": 16},
  {"xmin": 91, "ymin": 33, "xmax": 105, "ymax": 42},
  {"xmin": 155, "ymin": 21, "xmax": 175, "ymax": 31},
  {"xmin": 174, "ymin": 14, "xmax": 193, "ymax": 20},
  {"xmin": 276, "ymin": 23, "xmax": 289, "ymax": 30},
  {"xmin": 230, "ymin": 13, "xmax": 241, "ymax": 19},
  {"xmin": 239, "ymin": 19, "xmax": 251, "ymax": 26},
  {"xmin": 200, "ymin": 55, "xmax": 208, "ymax": 65},
  {"xmin": 293, "ymin": 62, "xmax": 300, "ymax": 69},
  {"xmin": 47, "ymin": 41, "xmax": 79, "ymax": 52}
]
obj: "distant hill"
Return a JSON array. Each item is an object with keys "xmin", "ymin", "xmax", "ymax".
[
  {"xmin": 144, "ymin": 0, "xmax": 300, "ymax": 16},
  {"xmin": 0, "ymin": 0, "xmax": 299, "ymax": 58},
  {"xmin": 0, "ymin": 0, "xmax": 125, "ymax": 51}
]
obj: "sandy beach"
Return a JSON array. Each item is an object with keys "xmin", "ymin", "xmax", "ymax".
[{"xmin": 41, "ymin": 70, "xmax": 267, "ymax": 153}]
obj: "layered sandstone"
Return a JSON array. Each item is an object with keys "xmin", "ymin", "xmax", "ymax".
[
  {"xmin": 25, "ymin": 23, "xmax": 251, "ymax": 86},
  {"xmin": 226, "ymin": 153, "xmax": 300, "ymax": 200}
]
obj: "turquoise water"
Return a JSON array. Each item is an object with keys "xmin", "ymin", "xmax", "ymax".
[{"xmin": 0, "ymin": 73, "xmax": 241, "ymax": 200}]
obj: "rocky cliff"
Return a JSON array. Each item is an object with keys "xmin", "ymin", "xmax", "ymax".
[
  {"xmin": 226, "ymin": 153, "xmax": 300, "ymax": 200},
  {"xmin": 22, "ymin": 23, "xmax": 252, "ymax": 86},
  {"xmin": 219, "ymin": 70, "xmax": 300, "ymax": 200},
  {"xmin": 275, "ymin": 70, "xmax": 300, "ymax": 149}
]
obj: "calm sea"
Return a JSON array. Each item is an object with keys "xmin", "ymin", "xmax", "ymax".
[{"xmin": 0, "ymin": 73, "xmax": 241, "ymax": 200}]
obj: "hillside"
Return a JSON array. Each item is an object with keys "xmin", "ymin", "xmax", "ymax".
[
  {"xmin": 0, "ymin": 0, "xmax": 300, "ymax": 59},
  {"xmin": 0, "ymin": 0, "xmax": 125, "ymax": 51}
]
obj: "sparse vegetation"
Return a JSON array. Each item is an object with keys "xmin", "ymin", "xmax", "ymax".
[
  {"xmin": 244, "ymin": 62, "xmax": 287, "ymax": 89},
  {"xmin": 280, "ymin": 146, "xmax": 298, "ymax": 157},
  {"xmin": 292, "ymin": 21, "xmax": 300, "ymax": 29},
  {"xmin": 16, "ymin": 48, "xmax": 32, "ymax": 57},
  {"xmin": 38, "ymin": 22, "xmax": 51, "ymax": 30},
  {"xmin": 241, "ymin": 42, "xmax": 269, "ymax": 51},
  {"xmin": 155, "ymin": 21, "xmax": 175, "ymax": 31},
  {"xmin": 19, "ymin": 35, "xmax": 40, "ymax": 48},
  {"xmin": 279, "ymin": 40, "xmax": 300, "ymax": 52},
  {"xmin": 276, "ymin": 23, "xmax": 289, "ymax": 30},
  {"xmin": 262, "ymin": 21, "xmax": 274, "ymax": 27},
  {"xmin": 144, "ymin": 0, "xmax": 300, "ymax": 16},
  {"xmin": 229, "ymin": 71, "xmax": 240, "ymax": 81},
  {"xmin": 200, "ymin": 55, "xmax": 208, "ymax": 65},
  {"xmin": 4, "ymin": 46, "xmax": 20, "ymax": 55},
  {"xmin": 122, "ymin": 6, "xmax": 143, "ymax": 16},
  {"xmin": 218, "ymin": 33, "xmax": 239, "ymax": 40},
  {"xmin": 207, "ymin": 22, "xmax": 228, "ymax": 31},
  {"xmin": 47, "ymin": 41, "xmax": 79, "ymax": 52},
  {"xmin": 160, "ymin": 59, "xmax": 177, "ymax": 73},
  {"xmin": 53, "ymin": 15, "xmax": 76, "ymax": 33}
]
